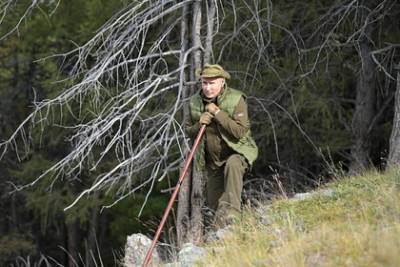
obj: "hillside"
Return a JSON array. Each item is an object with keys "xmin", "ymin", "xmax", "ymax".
[{"xmin": 200, "ymin": 169, "xmax": 400, "ymax": 267}]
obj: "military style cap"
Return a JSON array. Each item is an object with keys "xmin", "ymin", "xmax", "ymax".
[{"xmin": 198, "ymin": 64, "xmax": 231, "ymax": 80}]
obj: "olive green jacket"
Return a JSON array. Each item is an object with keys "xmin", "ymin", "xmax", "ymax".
[{"xmin": 186, "ymin": 86, "xmax": 258, "ymax": 168}]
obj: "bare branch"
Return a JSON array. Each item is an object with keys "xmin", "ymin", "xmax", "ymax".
[{"xmin": 2, "ymin": 0, "xmax": 201, "ymax": 211}]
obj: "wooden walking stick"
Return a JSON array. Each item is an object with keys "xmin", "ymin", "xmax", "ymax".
[{"xmin": 142, "ymin": 124, "xmax": 206, "ymax": 267}]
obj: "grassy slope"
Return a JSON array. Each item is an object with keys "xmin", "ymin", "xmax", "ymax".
[{"xmin": 200, "ymin": 169, "xmax": 400, "ymax": 267}]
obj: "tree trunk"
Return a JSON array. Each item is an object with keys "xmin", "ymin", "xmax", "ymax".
[
  {"xmin": 66, "ymin": 219, "xmax": 80, "ymax": 267},
  {"xmin": 204, "ymin": 0, "xmax": 216, "ymax": 64},
  {"xmin": 176, "ymin": 165, "xmax": 191, "ymax": 247},
  {"xmin": 176, "ymin": 4, "xmax": 191, "ymax": 248},
  {"xmin": 189, "ymin": 0, "xmax": 205, "ymax": 244},
  {"xmin": 191, "ymin": 1, "xmax": 203, "ymax": 71},
  {"xmin": 349, "ymin": 20, "xmax": 375, "ymax": 174},
  {"xmin": 85, "ymin": 199, "xmax": 99, "ymax": 267},
  {"xmin": 388, "ymin": 64, "xmax": 400, "ymax": 167},
  {"xmin": 98, "ymin": 210, "xmax": 108, "ymax": 246},
  {"xmin": 10, "ymin": 193, "xmax": 18, "ymax": 231}
]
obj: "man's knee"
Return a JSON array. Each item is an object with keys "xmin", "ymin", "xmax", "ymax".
[{"xmin": 225, "ymin": 154, "xmax": 248, "ymax": 172}]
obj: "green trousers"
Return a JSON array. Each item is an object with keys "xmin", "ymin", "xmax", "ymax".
[{"xmin": 206, "ymin": 154, "xmax": 248, "ymax": 226}]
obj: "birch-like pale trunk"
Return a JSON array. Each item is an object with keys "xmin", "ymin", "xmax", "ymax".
[{"xmin": 388, "ymin": 64, "xmax": 400, "ymax": 167}]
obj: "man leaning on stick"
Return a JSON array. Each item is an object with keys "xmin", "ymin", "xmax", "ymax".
[{"xmin": 185, "ymin": 64, "xmax": 258, "ymax": 228}]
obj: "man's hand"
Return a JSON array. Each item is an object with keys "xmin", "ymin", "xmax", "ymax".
[
  {"xmin": 205, "ymin": 103, "xmax": 220, "ymax": 115},
  {"xmin": 199, "ymin": 112, "xmax": 214, "ymax": 125}
]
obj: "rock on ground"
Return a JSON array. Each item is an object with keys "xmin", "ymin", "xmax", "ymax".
[
  {"xmin": 176, "ymin": 243, "xmax": 207, "ymax": 267},
  {"xmin": 292, "ymin": 188, "xmax": 335, "ymax": 201},
  {"xmin": 124, "ymin": 233, "xmax": 160, "ymax": 267}
]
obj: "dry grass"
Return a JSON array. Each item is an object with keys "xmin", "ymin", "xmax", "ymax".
[{"xmin": 200, "ymin": 169, "xmax": 400, "ymax": 267}]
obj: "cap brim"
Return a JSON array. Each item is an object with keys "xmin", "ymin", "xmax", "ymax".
[{"xmin": 200, "ymin": 73, "xmax": 230, "ymax": 79}]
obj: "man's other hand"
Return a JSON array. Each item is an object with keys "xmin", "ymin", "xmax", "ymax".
[
  {"xmin": 205, "ymin": 103, "xmax": 220, "ymax": 115},
  {"xmin": 200, "ymin": 112, "xmax": 214, "ymax": 125}
]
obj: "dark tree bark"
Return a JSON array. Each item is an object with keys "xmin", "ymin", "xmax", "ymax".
[
  {"xmin": 66, "ymin": 219, "xmax": 80, "ymax": 267},
  {"xmin": 10, "ymin": 193, "xmax": 18, "ymax": 231},
  {"xmin": 189, "ymin": 0, "xmax": 205, "ymax": 244},
  {"xmin": 85, "ymin": 196, "xmax": 99, "ymax": 267},
  {"xmin": 349, "ymin": 19, "xmax": 376, "ymax": 174},
  {"xmin": 204, "ymin": 0, "xmax": 216, "ymax": 64},
  {"xmin": 176, "ymin": 4, "xmax": 191, "ymax": 248},
  {"xmin": 388, "ymin": 63, "xmax": 400, "ymax": 167},
  {"xmin": 177, "ymin": 0, "xmax": 218, "ymax": 246}
]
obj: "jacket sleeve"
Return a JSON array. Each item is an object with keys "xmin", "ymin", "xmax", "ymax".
[
  {"xmin": 185, "ymin": 116, "xmax": 202, "ymax": 139},
  {"xmin": 213, "ymin": 97, "xmax": 250, "ymax": 140}
]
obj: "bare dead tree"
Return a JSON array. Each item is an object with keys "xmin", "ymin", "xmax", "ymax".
[
  {"xmin": 1, "ymin": 0, "xmax": 198, "ymax": 212},
  {"xmin": 188, "ymin": 0, "xmax": 205, "ymax": 245},
  {"xmin": 1, "ymin": 0, "xmax": 224, "ymax": 247},
  {"xmin": 276, "ymin": 0, "xmax": 397, "ymax": 173},
  {"xmin": 218, "ymin": 0, "xmax": 399, "ymax": 176},
  {"xmin": 176, "ymin": 0, "xmax": 218, "ymax": 246},
  {"xmin": 349, "ymin": 10, "xmax": 376, "ymax": 174},
  {"xmin": 0, "ymin": 0, "xmax": 62, "ymax": 39},
  {"xmin": 2, "ymin": 1, "xmax": 400, "ymax": 252},
  {"xmin": 204, "ymin": 0, "xmax": 216, "ymax": 64},
  {"xmin": 176, "ymin": 3, "xmax": 191, "ymax": 247}
]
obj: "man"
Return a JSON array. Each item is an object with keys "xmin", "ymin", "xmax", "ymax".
[{"xmin": 185, "ymin": 64, "xmax": 258, "ymax": 227}]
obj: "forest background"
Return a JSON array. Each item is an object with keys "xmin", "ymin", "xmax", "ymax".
[{"xmin": 0, "ymin": 0, "xmax": 399, "ymax": 266}]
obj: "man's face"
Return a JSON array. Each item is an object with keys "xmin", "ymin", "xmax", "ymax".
[{"xmin": 201, "ymin": 77, "xmax": 225, "ymax": 99}]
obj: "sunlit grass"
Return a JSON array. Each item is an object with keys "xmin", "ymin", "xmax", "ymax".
[{"xmin": 200, "ymin": 169, "xmax": 400, "ymax": 267}]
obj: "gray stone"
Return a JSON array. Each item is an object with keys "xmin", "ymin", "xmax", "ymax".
[
  {"xmin": 318, "ymin": 188, "xmax": 335, "ymax": 197},
  {"xmin": 292, "ymin": 188, "xmax": 335, "ymax": 201},
  {"xmin": 163, "ymin": 262, "xmax": 180, "ymax": 267},
  {"xmin": 204, "ymin": 230, "xmax": 218, "ymax": 243},
  {"xmin": 292, "ymin": 192, "xmax": 313, "ymax": 201},
  {"xmin": 124, "ymin": 233, "xmax": 160, "ymax": 267},
  {"xmin": 204, "ymin": 225, "xmax": 233, "ymax": 243},
  {"xmin": 177, "ymin": 243, "xmax": 207, "ymax": 267},
  {"xmin": 215, "ymin": 226, "xmax": 232, "ymax": 241}
]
